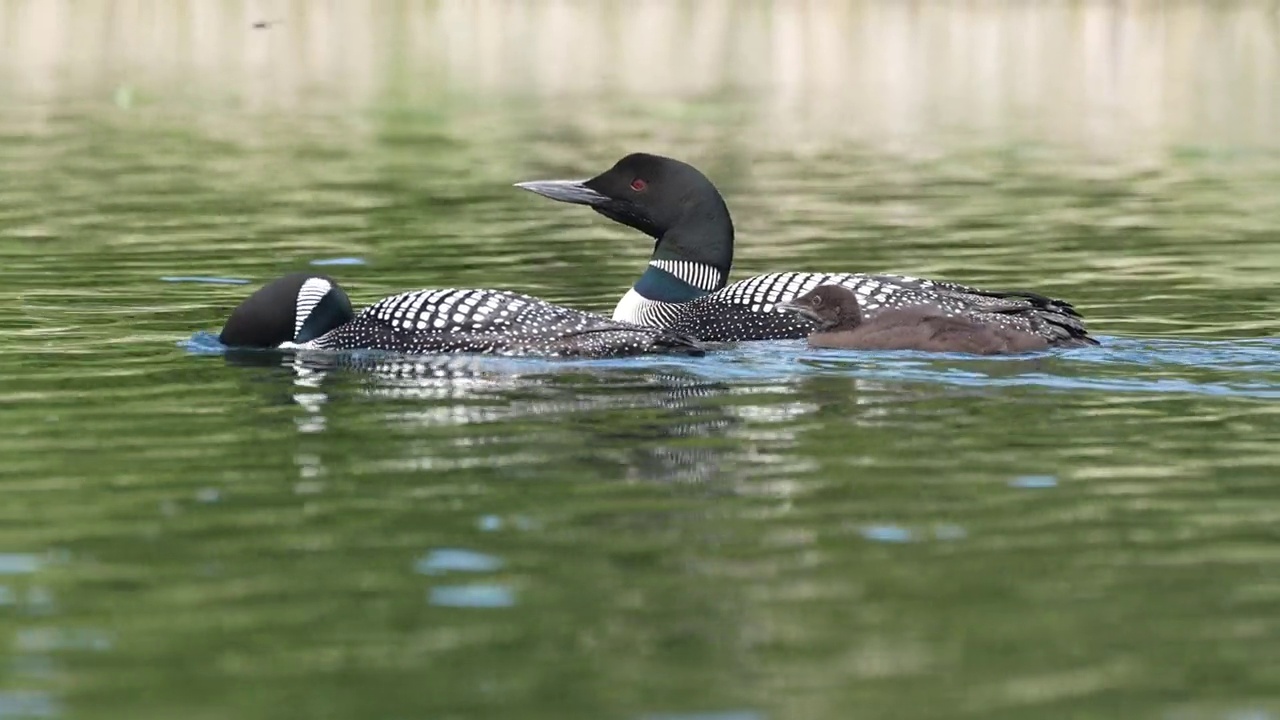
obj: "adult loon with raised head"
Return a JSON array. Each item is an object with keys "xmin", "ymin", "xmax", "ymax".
[
  {"xmin": 778, "ymin": 285, "xmax": 1051, "ymax": 355},
  {"xmin": 218, "ymin": 272, "xmax": 706, "ymax": 358},
  {"xmin": 514, "ymin": 153, "xmax": 1096, "ymax": 347}
]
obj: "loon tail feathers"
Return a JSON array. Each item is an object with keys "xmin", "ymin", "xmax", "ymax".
[
  {"xmin": 1047, "ymin": 317, "xmax": 1100, "ymax": 347},
  {"xmin": 980, "ymin": 299, "xmax": 1098, "ymax": 347},
  {"xmin": 975, "ymin": 288, "xmax": 1084, "ymax": 320},
  {"xmin": 862, "ymin": 275, "xmax": 1096, "ymax": 346}
]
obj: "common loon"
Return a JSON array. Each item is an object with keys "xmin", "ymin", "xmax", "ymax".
[
  {"xmin": 778, "ymin": 285, "xmax": 1051, "ymax": 355},
  {"xmin": 217, "ymin": 273, "xmax": 706, "ymax": 358},
  {"xmin": 514, "ymin": 153, "xmax": 1096, "ymax": 347}
]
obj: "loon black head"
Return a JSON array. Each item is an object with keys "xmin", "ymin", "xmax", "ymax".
[
  {"xmin": 218, "ymin": 273, "xmax": 355, "ymax": 348},
  {"xmin": 514, "ymin": 153, "xmax": 734, "ymax": 279},
  {"xmin": 777, "ymin": 286, "xmax": 865, "ymax": 331}
]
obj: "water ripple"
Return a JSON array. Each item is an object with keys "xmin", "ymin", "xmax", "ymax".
[
  {"xmin": 183, "ymin": 332, "xmax": 1280, "ymax": 399},
  {"xmin": 414, "ymin": 549, "xmax": 505, "ymax": 575},
  {"xmin": 428, "ymin": 585, "xmax": 517, "ymax": 609}
]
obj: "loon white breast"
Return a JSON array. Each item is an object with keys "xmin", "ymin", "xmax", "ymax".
[
  {"xmin": 216, "ymin": 273, "xmax": 706, "ymax": 358},
  {"xmin": 514, "ymin": 152, "xmax": 1098, "ymax": 347}
]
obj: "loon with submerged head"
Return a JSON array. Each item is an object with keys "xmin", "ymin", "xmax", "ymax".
[
  {"xmin": 778, "ymin": 285, "xmax": 1051, "ymax": 355},
  {"xmin": 514, "ymin": 153, "xmax": 1097, "ymax": 347},
  {"xmin": 218, "ymin": 272, "xmax": 706, "ymax": 358}
]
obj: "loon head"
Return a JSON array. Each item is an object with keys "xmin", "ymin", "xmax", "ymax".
[
  {"xmin": 218, "ymin": 273, "xmax": 355, "ymax": 348},
  {"xmin": 777, "ymin": 285, "xmax": 865, "ymax": 331},
  {"xmin": 514, "ymin": 153, "xmax": 734, "ymax": 280}
]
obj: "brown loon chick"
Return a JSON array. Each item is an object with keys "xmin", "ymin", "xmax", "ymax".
[{"xmin": 776, "ymin": 285, "xmax": 1051, "ymax": 355}]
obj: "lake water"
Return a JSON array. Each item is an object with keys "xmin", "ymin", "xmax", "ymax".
[{"xmin": 3, "ymin": 2, "xmax": 1280, "ymax": 719}]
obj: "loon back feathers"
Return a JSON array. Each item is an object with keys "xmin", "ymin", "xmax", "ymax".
[
  {"xmin": 326, "ymin": 287, "xmax": 706, "ymax": 358},
  {"xmin": 657, "ymin": 272, "xmax": 1096, "ymax": 346},
  {"xmin": 864, "ymin": 275, "xmax": 1084, "ymax": 317},
  {"xmin": 218, "ymin": 275, "xmax": 706, "ymax": 358},
  {"xmin": 851, "ymin": 273, "xmax": 1091, "ymax": 342}
]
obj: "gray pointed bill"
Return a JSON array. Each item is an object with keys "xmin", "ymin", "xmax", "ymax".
[
  {"xmin": 775, "ymin": 299, "xmax": 818, "ymax": 321},
  {"xmin": 513, "ymin": 179, "xmax": 609, "ymax": 207}
]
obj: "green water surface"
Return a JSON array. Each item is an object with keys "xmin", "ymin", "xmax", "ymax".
[{"xmin": 3, "ymin": 4, "xmax": 1280, "ymax": 719}]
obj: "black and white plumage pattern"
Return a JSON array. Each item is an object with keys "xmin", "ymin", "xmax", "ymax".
[
  {"xmin": 514, "ymin": 152, "xmax": 1094, "ymax": 347},
  {"xmin": 614, "ymin": 269, "xmax": 1092, "ymax": 345},
  {"xmin": 648, "ymin": 260, "xmax": 724, "ymax": 292},
  {"xmin": 294, "ymin": 277, "xmax": 333, "ymax": 338},
  {"xmin": 296, "ymin": 288, "xmax": 704, "ymax": 358}
]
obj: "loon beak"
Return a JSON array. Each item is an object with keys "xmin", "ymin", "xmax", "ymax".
[
  {"xmin": 776, "ymin": 299, "xmax": 821, "ymax": 323},
  {"xmin": 513, "ymin": 179, "xmax": 610, "ymax": 207}
]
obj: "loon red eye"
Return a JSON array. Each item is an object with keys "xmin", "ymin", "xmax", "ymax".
[{"xmin": 630, "ymin": 178, "xmax": 647, "ymax": 192}]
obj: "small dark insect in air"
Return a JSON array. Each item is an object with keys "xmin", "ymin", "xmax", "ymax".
[{"xmin": 252, "ymin": 20, "xmax": 282, "ymax": 29}]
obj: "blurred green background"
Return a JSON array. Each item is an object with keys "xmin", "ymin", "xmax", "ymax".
[{"xmin": 2, "ymin": 2, "xmax": 1279, "ymax": 719}]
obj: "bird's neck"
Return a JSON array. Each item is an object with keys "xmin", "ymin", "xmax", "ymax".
[
  {"xmin": 649, "ymin": 209, "xmax": 733, "ymax": 289},
  {"xmin": 614, "ymin": 210, "xmax": 735, "ymax": 318},
  {"xmin": 632, "ymin": 260, "xmax": 721, "ymax": 304}
]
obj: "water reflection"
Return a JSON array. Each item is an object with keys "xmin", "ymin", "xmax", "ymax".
[
  {"xmin": 415, "ymin": 549, "xmax": 504, "ymax": 575},
  {"xmin": 5, "ymin": 2, "xmax": 1280, "ymax": 718},
  {"xmin": 222, "ymin": 344, "xmax": 1060, "ymax": 491},
  {"xmin": 0, "ymin": 551, "xmax": 96, "ymax": 720},
  {"xmin": 0, "ymin": 692, "xmax": 60, "ymax": 718},
  {"xmin": 273, "ymin": 351, "xmax": 743, "ymax": 485},
  {"xmin": 210, "ymin": 333, "xmax": 1280, "ymax": 512},
  {"xmin": 427, "ymin": 585, "xmax": 516, "ymax": 609},
  {"xmin": 0, "ymin": 555, "xmax": 42, "ymax": 575}
]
